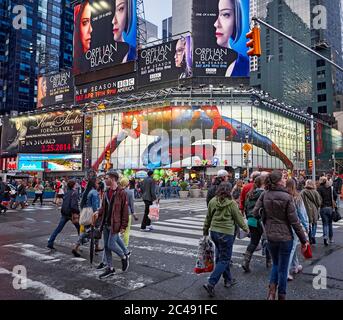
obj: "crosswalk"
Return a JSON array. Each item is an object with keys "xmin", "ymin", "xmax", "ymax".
[
  {"xmin": 135, "ymin": 201, "xmax": 208, "ymax": 213},
  {"xmin": 4, "ymin": 205, "xmax": 57, "ymax": 213}
]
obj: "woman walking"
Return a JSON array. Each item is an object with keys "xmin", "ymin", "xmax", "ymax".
[
  {"xmin": 285, "ymin": 179, "xmax": 309, "ymax": 281},
  {"xmin": 253, "ymin": 171, "xmax": 309, "ymax": 300},
  {"xmin": 317, "ymin": 176, "xmax": 337, "ymax": 246},
  {"xmin": 202, "ymin": 183, "xmax": 249, "ymax": 297},
  {"xmin": 242, "ymin": 176, "xmax": 272, "ymax": 273},
  {"xmin": 301, "ymin": 180, "xmax": 322, "ymax": 245}
]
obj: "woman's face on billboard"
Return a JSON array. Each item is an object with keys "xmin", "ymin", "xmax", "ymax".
[
  {"xmin": 80, "ymin": 2, "xmax": 92, "ymax": 52},
  {"xmin": 112, "ymin": 0, "xmax": 128, "ymax": 42},
  {"xmin": 214, "ymin": 0, "xmax": 235, "ymax": 48},
  {"xmin": 174, "ymin": 39, "xmax": 186, "ymax": 67}
]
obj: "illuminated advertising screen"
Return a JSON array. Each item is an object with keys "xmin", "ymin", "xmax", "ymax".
[
  {"xmin": 192, "ymin": 0, "xmax": 250, "ymax": 77},
  {"xmin": 73, "ymin": 0, "xmax": 137, "ymax": 75},
  {"xmin": 75, "ymin": 74, "xmax": 136, "ymax": 103},
  {"xmin": 1, "ymin": 116, "xmax": 21, "ymax": 157},
  {"xmin": 91, "ymin": 104, "xmax": 306, "ymax": 171},
  {"xmin": 18, "ymin": 154, "xmax": 83, "ymax": 172},
  {"xmin": 138, "ymin": 36, "xmax": 193, "ymax": 87},
  {"xmin": 4, "ymin": 110, "xmax": 84, "ymax": 154},
  {"xmin": 37, "ymin": 71, "xmax": 74, "ymax": 108}
]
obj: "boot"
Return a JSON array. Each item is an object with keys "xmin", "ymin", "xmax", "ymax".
[
  {"xmin": 242, "ymin": 251, "xmax": 253, "ymax": 273},
  {"xmin": 278, "ymin": 294, "xmax": 286, "ymax": 300},
  {"xmin": 266, "ymin": 257, "xmax": 272, "ymax": 268},
  {"xmin": 267, "ymin": 284, "xmax": 277, "ymax": 300}
]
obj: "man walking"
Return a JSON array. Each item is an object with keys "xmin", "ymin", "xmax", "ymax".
[
  {"xmin": 32, "ymin": 179, "xmax": 44, "ymax": 206},
  {"xmin": 140, "ymin": 170, "xmax": 156, "ymax": 231}
]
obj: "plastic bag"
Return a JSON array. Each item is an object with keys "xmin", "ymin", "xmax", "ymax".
[
  {"xmin": 148, "ymin": 203, "xmax": 160, "ymax": 221},
  {"xmin": 194, "ymin": 237, "xmax": 214, "ymax": 274},
  {"xmin": 79, "ymin": 207, "xmax": 94, "ymax": 226}
]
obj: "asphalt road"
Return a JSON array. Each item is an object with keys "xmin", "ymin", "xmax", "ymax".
[{"xmin": 0, "ymin": 198, "xmax": 343, "ymax": 300}]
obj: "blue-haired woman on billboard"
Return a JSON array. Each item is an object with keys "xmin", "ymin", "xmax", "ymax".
[
  {"xmin": 174, "ymin": 36, "xmax": 193, "ymax": 79},
  {"xmin": 112, "ymin": 0, "xmax": 136, "ymax": 63},
  {"xmin": 73, "ymin": 0, "xmax": 93, "ymax": 75},
  {"xmin": 214, "ymin": 0, "xmax": 249, "ymax": 77}
]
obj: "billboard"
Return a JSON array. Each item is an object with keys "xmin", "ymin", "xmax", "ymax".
[
  {"xmin": 138, "ymin": 36, "xmax": 193, "ymax": 87},
  {"xmin": 75, "ymin": 74, "xmax": 136, "ymax": 103},
  {"xmin": 37, "ymin": 71, "xmax": 74, "ymax": 108},
  {"xmin": 1, "ymin": 110, "xmax": 83, "ymax": 155},
  {"xmin": 192, "ymin": 0, "xmax": 250, "ymax": 77},
  {"xmin": 73, "ymin": 0, "xmax": 137, "ymax": 75},
  {"xmin": 18, "ymin": 154, "xmax": 83, "ymax": 172}
]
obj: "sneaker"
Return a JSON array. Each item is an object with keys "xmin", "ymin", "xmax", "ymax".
[
  {"xmin": 329, "ymin": 239, "xmax": 334, "ymax": 244},
  {"xmin": 296, "ymin": 265, "xmax": 303, "ymax": 273},
  {"xmin": 203, "ymin": 283, "xmax": 215, "ymax": 297},
  {"xmin": 47, "ymin": 244, "xmax": 56, "ymax": 251},
  {"xmin": 147, "ymin": 225, "xmax": 154, "ymax": 231},
  {"xmin": 121, "ymin": 256, "xmax": 129, "ymax": 272},
  {"xmin": 324, "ymin": 239, "xmax": 329, "ymax": 246},
  {"xmin": 224, "ymin": 278, "xmax": 237, "ymax": 288},
  {"xmin": 99, "ymin": 268, "xmax": 115, "ymax": 279},
  {"xmin": 96, "ymin": 262, "xmax": 107, "ymax": 270},
  {"xmin": 287, "ymin": 275, "xmax": 294, "ymax": 281},
  {"xmin": 72, "ymin": 249, "xmax": 81, "ymax": 258},
  {"xmin": 125, "ymin": 251, "xmax": 131, "ymax": 257},
  {"xmin": 140, "ymin": 228, "xmax": 151, "ymax": 232}
]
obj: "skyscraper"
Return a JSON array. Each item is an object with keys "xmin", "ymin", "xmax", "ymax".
[
  {"xmin": 0, "ymin": 0, "xmax": 73, "ymax": 113},
  {"xmin": 172, "ymin": 0, "xmax": 192, "ymax": 35},
  {"xmin": 162, "ymin": 17, "xmax": 173, "ymax": 42}
]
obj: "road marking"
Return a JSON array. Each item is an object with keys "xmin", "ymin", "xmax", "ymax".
[
  {"xmin": 154, "ymin": 221, "xmax": 203, "ymax": 229},
  {"xmin": 0, "ymin": 267, "xmax": 81, "ymax": 300},
  {"xmin": 163, "ymin": 219, "xmax": 204, "ymax": 226},
  {"xmin": 132, "ymin": 225, "xmax": 202, "ymax": 236}
]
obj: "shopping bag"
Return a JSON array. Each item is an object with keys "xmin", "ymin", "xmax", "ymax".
[
  {"xmin": 79, "ymin": 207, "xmax": 94, "ymax": 226},
  {"xmin": 194, "ymin": 237, "xmax": 214, "ymax": 274},
  {"xmin": 148, "ymin": 202, "xmax": 160, "ymax": 221},
  {"xmin": 301, "ymin": 243, "xmax": 313, "ymax": 259}
]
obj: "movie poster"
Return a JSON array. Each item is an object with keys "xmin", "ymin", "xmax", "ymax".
[
  {"xmin": 73, "ymin": 0, "xmax": 137, "ymax": 75},
  {"xmin": 37, "ymin": 71, "xmax": 74, "ymax": 108},
  {"xmin": 192, "ymin": 0, "xmax": 250, "ymax": 77},
  {"xmin": 138, "ymin": 36, "xmax": 193, "ymax": 87}
]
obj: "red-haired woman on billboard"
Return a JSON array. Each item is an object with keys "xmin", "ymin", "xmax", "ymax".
[
  {"xmin": 73, "ymin": 1, "xmax": 93, "ymax": 74},
  {"xmin": 214, "ymin": 0, "xmax": 249, "ymax": 77},
  {"xmin": 174, "ymin": 36, "xmax": 193, "ymax": 79}
]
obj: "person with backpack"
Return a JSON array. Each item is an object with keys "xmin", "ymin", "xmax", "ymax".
[
  {"xmin": 47, "ymin": 180, "xmax": 80, "ymax": 252},
  {"xmin": 202, "ymin": 183, "xmax": 249, "ymax": 297},
  {"xmin": 239, "ymin": 171, "xmax": 261, "ymax": 214}
]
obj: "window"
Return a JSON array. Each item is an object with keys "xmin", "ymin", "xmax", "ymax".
[
  {"xmin": 51, "ymin": 27, "xmax": 60, "ymax": 36},
  {"xmin": 317, "ymin": 59, "xmax": 325, "ymax": 67},
  {"xmin": 317, "ymin": 82, "xmax": 326, "ymax": 90},
  {"xmin": 317, "ymin": 70, "xmax": 325, "ymax": 79},
  {"xmin": 318, "ymin": 106, "xmax": 327, "ymax": 114},
  {"xmin": 318, "ymin": 94, "xmax": 327, "ymax": 102}
]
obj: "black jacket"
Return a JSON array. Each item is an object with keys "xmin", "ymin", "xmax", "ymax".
[
  {"xmin": 61, "ymin": 189, "xmax": 80, "ymax": 218},
  {"xmin": 333, "ymin": 177, "xmax": 342, "ymax": 195},
  {"xmin": 142, "ymin": 177, "xmax": 156, "ymax": 202},
  {"xmin": 318, "ymin": 184, "xmax": 337, "ymax": 208}
]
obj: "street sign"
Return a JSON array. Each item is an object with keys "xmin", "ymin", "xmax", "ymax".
[{"xmin": 242, "ymin": 143, "xmax": 252, "ymax": 153}]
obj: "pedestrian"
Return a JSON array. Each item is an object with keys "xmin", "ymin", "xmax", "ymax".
[
  {"xmin": 140, "ymin": 170, "xmax": 156, "ymax": 231},
  {"xmin": 239, "ymin": 171, "xmax": 261, "ymax": 214},
  {"xmin": 286, "ymin": 179, "xmax": 309, "ymax": 281},
  {"xmin": 54, "ymin": 179, "xmax": 64, "ymax": 206},
  {"xmin": 206, "ymin": 170, "xmax": 231, "ymax": 206},
  {"xmin": 332, "ymin": 172, "xmax": 342, "ymax": 205},
  {"xmin": 93, "ymin": 170, "xmax": 130, "ymax": 278},
  {"xmin": 0, "ymin": 177, "xmax": 8, "ymax": 213},
  {"xmin": 202, "ymin": 183, "xmax": 249, "ymax": 297},
  {"xmin": 73, "ymin": 177, "xmax": 102, "ymax": 257},
  {"xmin": 253, "ymin": 171, "xmax": 309, "ymax": 300},
  {"xmin": 231, "ymin": 179, "xmax": 243, "ymax": 205},
  {"xmin": 47, "ymin": 180, "xmax": 80, "ymax": 252},
  {"xmin": 120, "ymin": 177, "xmax": 139, "ymax": 247},
  {"xmin": 317, "ymin": 176, "xmax": 337, "ymax": 246},
  {"xmin": 242, "ymin": 176, "xmax": 272, "ymax": 272},
  {"xmin": 32, "ymin": 179, "xmax": 44, "ymax": 206},
  {"xmin": 14, "ymin": 180, "xmax": 28, "ymax": 209},
  {"xmin": 301, "ymin": 180, "xmax": 322, "ymax": 244}
]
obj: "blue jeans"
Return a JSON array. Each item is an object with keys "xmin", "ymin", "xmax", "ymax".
[
  {"xmin": 208, "ymin": 231, "xmax": 234, "ymax": 287},
  {"xmin": 320, "ymin": 207, "xmax": 333, "ymax": 240},
  {"xmin": 310, "ymin": 223, "xmax": 317, "ymax": 239},
  {"xmin": 103, "ymin": 226, "xmax": 129, "ymax": 268},
  {"xmin": 48, "ymin": 215, "xmax": 80, "ymax": 247},
  {"xmin": 287, "ymin": 237, "xmax": 299, "ymax": 275},
  {"xmin": 267, "ymin": 240, "xmax": 293, "ymax": 295}
]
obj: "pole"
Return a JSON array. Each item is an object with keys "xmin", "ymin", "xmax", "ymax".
[
  {"xmin": 252, "ymin": 17, "xmax": 343, "ymax": 73},
  {"xmin": 310, "ymin": 115, "xmax": 316, "ymax": 181}
]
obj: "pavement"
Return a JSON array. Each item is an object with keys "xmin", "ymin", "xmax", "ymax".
[{"xmin": 0, "ymin": 198, "xmax": 343, "ymax": 300}]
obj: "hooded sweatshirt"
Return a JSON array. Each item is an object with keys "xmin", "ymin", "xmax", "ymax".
[{"xmin": 204, "ymin": 197, "xmax": 249, "ymax": 236}]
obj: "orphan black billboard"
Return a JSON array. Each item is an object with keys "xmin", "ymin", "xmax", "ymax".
[
  {"xmin": 138, "ymin": 36, "xmax": 193, "ymax": 87},
  {"xmin": 73, "ymin": 0, "xmax": 137, "ymax": 75},
  {"xmin": 192, "ymin": 0, "xmax": 250, "ymax": 77}
]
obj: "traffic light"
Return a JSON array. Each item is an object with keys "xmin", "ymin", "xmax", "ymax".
[
  {"xmin": 105, "ymin": 149, "xmax": 111, "ymax": 161},
  {"xmin": 243, "ymin": 152, "xmax": 248, "ymax": 159},
  {"xmin": 246, "ymin": 26, "xmax": 262, "ymax": 57}
]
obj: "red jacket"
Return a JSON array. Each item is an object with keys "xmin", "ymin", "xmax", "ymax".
[
  {"xmin": 98, "ymin": 187, "xmax": 129, "ymax": 234},
  {"xmin": 240, "ymin": 182, "xmax": 254, "ymax": 211}
]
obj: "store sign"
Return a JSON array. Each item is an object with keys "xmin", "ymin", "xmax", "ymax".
[
  {"xmin": 192, "ymin": 0, "xmax": 250, "ymax": 77},
  {"xmin": 75, "ymin": 75, "xmax": 136, "ymax": 103},
  {"xmin": 138, "ymin": 36, "xmax": 193, "ymax": 87},
  {"xmin": 18, "ymin": 154, "xmax": 83, "ymax": 172},
  {"xmin": 73, "ymin": 0, "xmax": 137, "ymax": 75},
  {"xmin": 37, "ymin": 71, "xmax": 74, "ymax": 108}
]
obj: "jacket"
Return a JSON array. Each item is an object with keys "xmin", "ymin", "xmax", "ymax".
[
  {"xmin": 142, "ymin": 177, "xmax": 156, "ymax": 202},
  {"xmin": 317, "ymin": 184, "xmax": 337, "ymax": 208},
  {"xmin": 98, "ymin": 187, "xmax": 129, "ymax": 234},
  {"xmin": 240, "ymin": 182, "xmax": 254, "ymax": 211},
  {"xmin": 125, "ymin": 188, "xmax": 135, "ymax": 215},
  {"xmin": 333, "ymin": 177, "xmax": 343, "ymax": 195},
  {"xmin": 82, "ymin": 189, "xmax": 100, "ymax": 212},
  {"xmin": 204, "ymin": 197, "xmax": 249, "ymax": 236},
  {"xmin": 61, "ymin": 189, "xmax": 80, "ymax": 218},
  {"xmin": 300, "ymin": 188, "xmax": 322, "ymax": 224},
  {"xmin": 294, "ymin": 196, "xmax": 309, "ymax": 232},
  {"xmin": 245, "ymin": 188, "xmax": 264, "ymax": 228},
  {"xmin": 252, "ymin": 186, "xmax": 307, "ymax": 244}
]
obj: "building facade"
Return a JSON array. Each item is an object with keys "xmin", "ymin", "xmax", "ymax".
[
  {"xmin": 172, "ymin": 0, "xmax": 192, "ymax": 35},
  {"xmin": 162, "ymin": 17, "xmax": 173, "ymax": 42}
]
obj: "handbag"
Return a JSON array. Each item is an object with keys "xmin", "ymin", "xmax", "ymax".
[
  {"xmin": 148, "ymin": 201, "xmax": 160, "ymax": 221},
  {"xmin": 79, "ymin": 207, "xmax": 95, "ymax": 226},
  {"xmin": 301, "ymin": 243, "xmax": 313, "ymax": 259},
  {"xmin": 332, "ymin": 208, "xmax": 342, "ymax": 222}
]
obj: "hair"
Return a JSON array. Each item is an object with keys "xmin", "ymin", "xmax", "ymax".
[
  {"xmin": 67, "ymin": 179, "xmax": 76, "ymax": 190},
  {"xmin": 148, "ymin": 170, "xmax": 154, "ymax": 177},
  {"xmin": 120, "ymin": 177, "xmax": 129, "ymax": 188},
  {"xmin": 231, "ymin": 0, "xmax": 243, "ymax": 43},
  {"xmin": 250, "ymin": 171, "xmax": 261, "ymax": 182},
  {"xmin": 178, "ymin": 36, "xmax": 193, "ymax": 78},
  {"xmin": 264, "ymin": 171, "xmax": 282, "ymax": 190},
  {"xmin": 124, "ymin": 0, "xmax": 133, "ymax": 34},
  {"xmin": 305, "ymin": 179, "xmax": 316, "ymax": 189},
  {"xmin": 319, "ymin": 176, "xmax": 327, "ymax": 185},
  {"xmin": 80, "ymin": 177, "xmax": 96, "ymax": 209},
  {"xmin": 286, "ymin": 178, "xmax": 298, "ymax": 198},
  {"xmin": 247, "ymin": 175, "xmax": 264, "ymax": 199},
  {"xmin": 107, "ymin": 170, "xmax": 119, "ymax": 182},
  {"xmin": 216, "ymin": 182, "xmax": 232, "ymax": 202}
]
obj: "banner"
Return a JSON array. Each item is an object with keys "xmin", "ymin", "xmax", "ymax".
[
  {"xmin": 2, "ymin": 110, "xmax": 84, "ymax": 154},
  {"xmin": 192, "ymin": 0, "xmax": 250, "ymax": 77},
  {"xmin": 18, "ymin": 154, "xmax": 83, "ymax": 172},
  {"xmin": 138, "ymin": 36, "xmax": 193, "ymax": 87},
  {"xmin": 75, "ymin": 74, "xmax": 136, "ymax": 103},
  {"xmin": 1, "ymin": 117, "xmax": 22, "ymax": 157},
  {"xmin": 37, "ymin": 71, "xmax": 74, "ymax": 108},
  {"xmin": 73, "ymin": 0, "xmax": 137, "ymax": 75}
]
